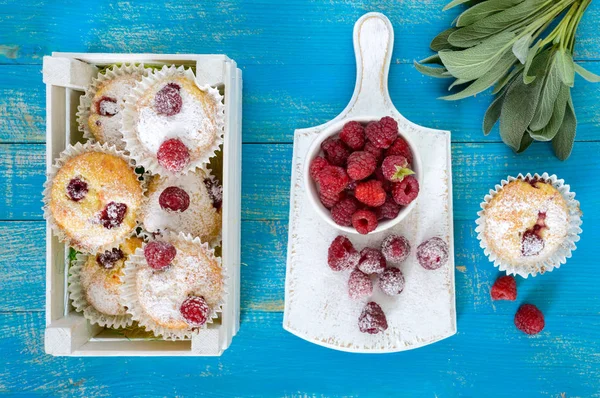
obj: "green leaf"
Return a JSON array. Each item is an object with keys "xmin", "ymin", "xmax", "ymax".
[
  {"xmin": 552, "ymin": 96, "xmax": 577, "ymax": 160},
  {"xmin": 529, "ymin": 52, "xmax": 562, "ymax": 131},
  {"xmin": 414, "ymin": 61, "xmax": 451, "ymax": 78},
  {"xmin": 420, "ymin": 54, "xmax": 444, "ymax": 65},
  {"xmin": 456, "ymin": 0, "xmax": 525, "ymax": 27},
  {"xmin": 529, "ymin": 84, "xmax": 569, "ymax": 141},
  {"xmin": 555, "ymin": 49, "xmax": 575, "ymax": 87},
  {"xmin": 431, "ymin": 28, "xmax": 459, "ymax": 51},
  {"xmin": 523, "ymin": 39, "xmax": 544, "ymax": 84},
  {"xmin": 512, "ymin": 34, "xmax": 532, "ymax": 64},
  {"xmin": 517, "ymin": 131, "xmax": 534, "ymax": 153},
  {"xmin": 443, "ymin": 0, "xmax": 472, "ymax": 11},
  {"xmin": 483, "ymin": 91, "xmax": 506, "ymax": 135},
  {"xmin": 492, "ymin": 63, "xmax": 524, "ymax": 94},
  {"xmin": 392, "ymin": 167, "xmax": 416, "ymax": 182},
  {"xmin": 574, "ymin": 63, "xmax": 600, "ymax": 82}
]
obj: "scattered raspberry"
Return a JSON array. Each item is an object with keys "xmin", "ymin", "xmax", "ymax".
[
  {"xmin": 352, "ymin": 209, "xmax": 378, "ymax": 235},
  {"xmin": 365, "ymin": 116, "xmax": 398, "ymax": 149},
  {"xmin": 316, "ymin": 165, "xmax": 349, "ymax": 194},
  {"xmin": 96, "ymin": 248, "xmax": 124, "ymax": 269},
  {"xmin": 514, "ymin": 304, "xmax": 545, "ymax": 335},
  {"xmin": 321, "ymin": 137, "xmax": 350, "ymax": 166},
  {"xmin": 309, "ymin": 156, "xmax": 329, "ymax": 180},
  {"xmin": 417, "ymin": 237, "xmax": 449, "ymax": 270},
  {"xmin": 66, "ymin": 177, "xmax": 88, "ymax": 202},
  {"xmin": 391, "ymin": 175, "xmax": 419, "ymax": 205},
  {"xmin": 381, "ymin": 155, "xmax": 414, "ymax": 182},
  {"xmin": 157, "ymin": 138, "xmax": 190, "ymax": 172},
  {"xmin": 159, "ymin": 186, "xmax": 190, "ymax": 212},
  {"xmin": 97, "ymin": 96, "xmax": 118, "ymax": 116},
  {"xmin": 339, "ymin": 121, "xmax": 366, "ymax": 150},
  {"xmin": 378, "ymin": 267, "xmax": 405, "ymax": 296},
  {"xmin": 381, "ymin": 235, "xmax": 410, "ymax": 263},
  {"xmin": 375, "ymin": 196, "xmax": 400, "ymax": 220},
  {"xmin": 154, "ymin": 83, "xmax": 183, "ymax": 116},
  {"xmin": 358, "ymin": 247, "xmax": 386, "ymax": 274},
  {"xmin": 144, "ymin": 241, "xmax": 177, "ymax": 270},
  {"xmin": 328, "ymin": 235, "xmax": 360, "ymax": 271},
  {"xmin": 180, "ymin": 296, "xmax": 210, "ymax": 326},
  {"xmin": 320, "ymin": 190, "xmax": 344, "ymax": 209},
  {"xmin": 358, "ymin": 302, "xmax": 388, "ymax": 334},
  {"xmin": 330, "ymin": 196, "xmax": 359, "ymax": 226},
  {"xmin": 491, "ymin": 275, "xmax": 517, "ymax": 301},
  {"xmin": 385, "ymin": 137, "xmax": 413, "ymax": 165},
  {"xmin": 364, "ymin": 142, "xmax": 383, "ymax": 164},
  {"xmin": 204, "ymin": 178, "xmax": 223, "ymax": 210},
  {"xmin": 355, "ymin": 180, "xmax": 386, "ymax": 207},
  {"xmin": 374, "ymin": 168, "xmax": 392, "ymax": 193},
  {"xmin": 348, "ymin": 269, "xmax": 373, "ymax": 300},
  {"xmin": 346, "ymin": 151, "xmax": 377, "ymax": 181},
  {"xmin": 100, "ymin": 202, "xmax": 127, "ymax": 229}
]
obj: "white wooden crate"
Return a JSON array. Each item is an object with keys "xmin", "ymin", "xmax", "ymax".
[{"xmin": 42, "ymin": 53, "xmax": 242, "ymax": 356}]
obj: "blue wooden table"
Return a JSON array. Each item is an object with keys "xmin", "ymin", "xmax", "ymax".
[{"xmin": 1, "ymin": 1, "xmax": 599, "ymax": 396}]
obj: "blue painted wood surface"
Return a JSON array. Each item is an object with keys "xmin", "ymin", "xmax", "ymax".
[{"xmin": 1, "ymin": 0, "xmax": 599, "ymax": 396}]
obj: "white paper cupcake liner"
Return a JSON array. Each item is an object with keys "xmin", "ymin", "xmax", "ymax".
[
  {"xmin": 475, "ymin": 173, "xmax": 582, "ymax": 278},
  {"xmin": 121, "ymin": 65, "xmax": 225, "ymax": 176},
  {"xmin": 121, "ymin": 231, "xmax": 226, "ymax": 340}
]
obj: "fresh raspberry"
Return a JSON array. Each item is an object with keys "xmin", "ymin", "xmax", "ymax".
[
  {"xmin": 385, "ymin": 137, "xmax": 413, "ymax": 165},
  {"xmin": 381, "ymin": 155, "xmax": 414, "ymax": 182},
  {"xmin": 417, "ymin": 237, "xmax": 449, "ymax": 270},
  {"xmin": 375, "ymin": 196, "xmax": 400, "ymax": 220},
  {"xmin": 180, "ymin": 296, "xmax": 210, "ymax": 326},
  {"xmin": 154, "ymin": 83, "xmax": 183, "ymax": 116},
  {"xmin": 364, "ymin": 142, "xmax": 383, "ymax": 164},
  {"xmin": 355, "ymin": 180, "xmax": 386, "ymax": 207},
  {"xmin": 491, "ymin": 275, "xmax": 517, "ymax": 301},
  {"xmin": 159, "ymin": 186, "xmax": 190, "ymax": 212},
  {"xmin": 339, "ymin": 121, "xmax": 366, "ymax": 150},
  {"xmin": 203, "ymin": 178, "xmax": 223, "ymax": 210},
  {"xmin": 321, "ymin": 137, "xmax": 350, "ymax": 166},
  {"xmin": 348, "ymin": 269, "xmax": 373, "ymax": 300},
  {"xmin": 328, "ymin": 235, "xmax": 360, "ymax": 271},
  {"xmin": 100, "ymin": 202, "xmax": 127, "ymax": 229},
  {"xmin": 358, "ymin": 247, "xmax": 386, "ymax": 274},
  {"xmin": 157, "ymin": 139, "xmax": 190, "ymax": 172},
  {"xmin": 352, "ymin": 209, "xmax": 378, "ymax": 235},
  {"xmin": 316, "ymin": 165, "xmax": 349, "ymax": 194},
  {"xmin": 514, "ymin": 304, "xmax": 545, "ymax": 335},
  {"xmin": 330, "ymin": 196, "xmax": 359, "ymax": 226},
  {"xmin": 96, "ymin": 248, "xmax": 124, "ymax": 269},
  {"xmin": 309, "ymin": 156, "xmax": 329, "ymax": 180},
  {"xmin": 144, "ymin": 241, "xmax": 177, "ymax": 270},
  {"xmin": 358, "ymin": 302, "xmax": 388, "ymax": 334},
  {"xmin": 96, "ymin": 96, "xmax": 118, "ymax": 116},
  {"xmin": 66, "ymin": 177, "xmax": 88, "ymax": 202},
  {"xmin": 320, "ymin": 190, "xmax": 344, "ymax": 209},
  {"xmin": 381, "ymin": 235, "xmax": 410, "ymax": 263},
  {"xmin": 391, "ymin": 175, "xmax": 419, "ymax": 205},
  {"xmin": 374, "ymin": 168, "xmax": 392, "ymax": 193},
  {"xmin": 346, "ymin": 151, "xmax": 377, "ymax": 181},
  {"xmin": 365, "ymin": 116, "xmax": 398, "ymax": 149},
  {"xmin": 378, "ymin": 267, "xmax": 405, "ymax": 296}
]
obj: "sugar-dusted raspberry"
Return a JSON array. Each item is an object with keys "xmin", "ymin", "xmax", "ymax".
[
  {"xmin": 154, "ymin": 82, "xmax": 183, "ymax": 116},
  {"xmin": 381, "ymin": 155, "xmax": 414, "ymax": 182},
  {"xmin": 97, "ymin": 96, "xmax": 118, "ymax": 116},
  {"xmin": 374, "ymin": 168, "xmax": 392, "ymax": 193},
  {"xmin": 378, "ymin": 267, "xmax": 405, "ymax": 296},
  {"xmin": 328, "ymin": 235, "xmax": 360, "ymax": 271},
  {"xmin": 66, "ymin": 177, "xmax": 88, "ymax": 202},
  {"xmin": 144, "ymin": 240, "xmax": 177, "ymax": 270},
  {"xmin": 358, "ymin": 247, "xmax": 386, "ymax": 274},
  {"xmin": 309, "ymin": 156, "xmax": 329, "ymax": 180},
  {"xmin": 96, "ymin": 248, "xmax": 124, "ymax": 269},
  {"xmin": 204, "ymin": 178, "xmax": 223, "ymax": 210},
  {"xmin": 381, "ymin": 235, "xmax": 410, "ymax": 264},
  {"xmin": 365, "ymin": 116, "xmax": 398, "ymax": 149},
  {"xmin": 417, "ymin": 237, "xmax": 449, "ymax": 270},
  {"xmin": 352, "ymin": 209, "xmax": 378, "ymax": 235},
  {"xmin": 491, "ymin": 275, "xmax": 517, "ymax": 301},
  {"xmin": 348, "ymin": 269, "xmax": 373, "ymax": 300},
  {"xmin": 364, "ymin": 141, "xmax": 383, "ymax": 164},
  {"xmin": 331, "ymin": 196, "xmax": 359, "ymax": 226},
  {"xmin": 321, "ymin": 137, "xmax": 350, "ymax": 166},
  {"xmin": 514, "ymin": 304, "xmax": 545, "ymax": 335},
  {"xmin": 157, "ymin": 138, "xmax": 190, "ymax": 172},
  {"xmin": 320, "ymin": 190, "xmax": 344, "ymax": 209},
  {"xmin": 358, "ymin": 302, "xmax": 388, "ymax": 334},
  {"xmin": 316, "ymin": 165, "xmax": 349, "ymax": 194},
  {"xmin": 100, "ymin": 202, "xmax": 127, "ymax": 229},
  {"xmin": 521, "ymin": 230, "xmax": 544, "ymax": 256},
  {"xmin": 355, "ymin": 180, "xmax": 386, "ymax": 207},
  {"xmin": 375, "ymin": 196, "xmax": 400, "ymax": 220},
  {"xmin": 159, "ymin": 186, "xmax": 190, "ymax": 212},
  {"xmin": 339, "ymin": 121, "xmax": 366, "ymax": 150},
  {"xmin": 180, "ymin": 295, "xmax": 210, "ymax": 326},
  {"xmin": 391, "ymin": 175, "xmax": 419, "ymax": 205},
  {"xmin": 385, "ymin": 136, "xmax": 413, "ymax": 164},
  {"xmin": 346, "ymin": 151, "xmax": 377, "ymax": 181}
]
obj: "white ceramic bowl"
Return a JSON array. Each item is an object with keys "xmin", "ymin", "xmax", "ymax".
[{"xmin": 304, "ymin": 116, "xmax": 422, "ymax": 234}]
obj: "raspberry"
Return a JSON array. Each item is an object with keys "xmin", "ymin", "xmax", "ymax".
[
  {"xmin": 339, "ymin": 121, "xmax": 365, "ymax": 150},
  {"xmin": 365, "ymin": 116, "xmax": 398, "ymax": 149},
  {"xmin": 378, "ymin": 267, "xmax": 405, "ymax": 296},
  {"xmin": 348, "ymin": 269, "xmax": 373, "ymax": 300},
  {"xmin": 144, "ymin": 241, "xmax": 177, "ymax": 270},
  {"xmin": 514, "ymin": 304, "xmax": 545, "ymax": 335},
  {"xmin": 381, "ymin": 155, "xmax": 414, "ymax": 182},
  {"xmin": 321, "ymin": 138, "xmax": 350, "ymax": 167},
  {"xmin": 521, "ymin": 230, "xmax": 544, "ymax": 256},
  {"xmin": 358, "ymin": 302, "xmax": 388, "ymax": 334},
  {"xmin": 316, "ymin": 165, "xmax": 349, "ymax": 194},
  {"xmin": 381, "ymin": 235, "xmax": 410, "ymax": 263},
  {"xmin": 346, "ymin": 151, "xmax": 377, "ymax": 181},
  {"xmin": 385, "ymin": 137, "xmax": 413, "ymax": 165},
  {"xmin": 364, "ymin": 142, "xmax": 383, "ymax": 164},
  {"xmin": 66, "ymin": 177, "xmax": 88, "ymax": 202},
  {"xmin": 355, "ymin": 180, "xmax": 386, "ymax": 207},
  {"xmin": 204, "ymin": 178, "xmax": 223, "ymax": 210},
  {"xmin": 346, "ymin": 179, "xmax": 357, "ymax": 191},
  {"xmin": 97, "ymin": 96, "xmax": 118, "ymax": 116},
  {"xmin": 374, "ymin": 168, "xmax": 392, "ymax": 193},
  {"xmin": 157, "ymin": 139, "xmax": 190, "ymax": 172},
  {"xmin": 180, "ymin": 296, "xmax": 210, "ymax": 326},
  {"xmin": 331, "ymin": 196, "xmax": 359, "ymax": 226},
  {"xmin": 358, "ymin": 247, "xmax": 386, "ymax": 274},
  {"xmin": 328, "ymin": 235, "xmax": 360, "ymax": 271},
  {"xmin": 417, "ymin": 237, "xmax": 449, "ymax": 270},
  {"xmin": 375, "ymin": 196, "xmax": 400, "ymax": 220},
  {"xmin": 96, "ymin": 248, "xmax": 124, "ymax": 269},
  {"xmin": 491, "ymin": 275, "xmax": 517, "ymax": 301},
  {"xmin": 391, "ymin": 175, "xmax": 419, "ymax": 205},
  {"xmin": 100, "ymin": 202, "xmax": 127, "ymax": 229},
  {"xmin": 154, "ymin": 83, "xmax": 183, "ymax": 116},
  {"xmin": 309, "ymin": 156, "xmax": 329, "ymax": 180},
  {"xmin": 159, "ymin": 186, "xmax": 190, "ymax": 212},
  {"xmin": 320, "ymin": 190, "xmax": 344, "ymax": 209},
  {"xmin": 352, "ymin": 209, "xmax": 378, "ymax": 235}
]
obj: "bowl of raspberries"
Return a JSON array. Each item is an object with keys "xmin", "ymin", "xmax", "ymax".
[{"xmin": 305, "ymin": 116, "xmax": 421, "ymax": 235}]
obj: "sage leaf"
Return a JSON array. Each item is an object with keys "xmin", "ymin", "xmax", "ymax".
[
  {"xmin": 517, "ymin": 131, "xmax": 533, "ymax": 153},
  {"xmin": 414, "ymin": 61, "xmax": 451, "ymax": 78},
  {"xmin": 555, "ymin": 49, "xmax": 575, "ymax": 87},
  {"xmin": 456, "ymin": 0, "xmax": 525, "ymax": 27},
  {"xmin": 574, "ymin": 63, "xmax": 600, "ymax": 82},
  {"xmin": 443, "ymin": 0, "xmax": 472, "ymax": 11},
  {"xmin": 523, "ymin": 39, "xmax": 543, "ymax": 84},
  {"xmin": 552, "ymin": 96, "xmax": 576, "ymax": 160},
  {"xmin": 512, "ymin": 34, "xmax": 532, "ymax": 64},
  {"xmin": 483, "ymin": 91, "xmax": 506, "ymax": 135},
  {"xmin": 492, "ymin": 63, "xmax": 524, "ymax": 94},
  {"xmin": 529, "ymin": 84, "xmax": 569, "ymax": 141},
  {"xmin": 431, "ymin": 28, "xmax": 459, "ymax": 51},
  {"xmin": 529, "ymin": 52, "xmax": 562, "ymax": 131},
  {"xmin": 449, "ymin": 78, "xmax": 471, "ymax": 90},
  {"xmin": 420, "ymin": 54, "xmax": 444, "ymax": 65}
]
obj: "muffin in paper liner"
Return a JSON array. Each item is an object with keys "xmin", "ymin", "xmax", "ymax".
[
  {"xmin": 42, "ymin": 142, "xmax": 145, "ymax": 254},
  {"xmin": 121, "ymin": 65, "xmax": 225, "ymax": 176},
  {"xmin": 475, "ymin": 173, "xmax": 582, "ymax": 278},
  {"xmin": 76, "ymin": 63, "xmax": 150, "ymax": 151},
  {"xmin": 121, "ymin": 231, "xmax": 226, "ymax": 340}
]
